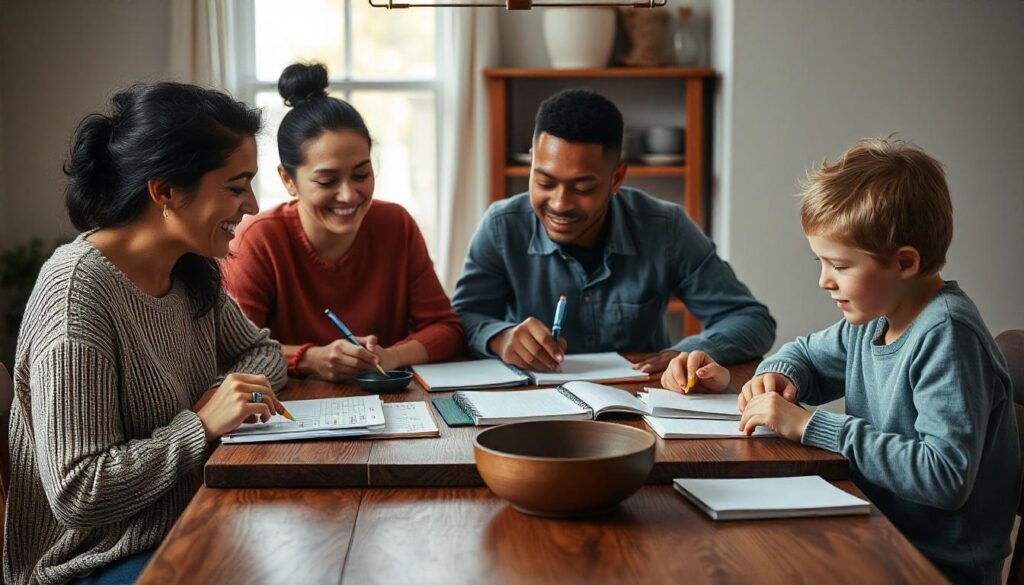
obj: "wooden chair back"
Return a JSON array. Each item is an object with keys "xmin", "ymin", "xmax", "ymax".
[{"xmin": 995, "ymin": 330, "xmax": 1024, "ymax": 584}]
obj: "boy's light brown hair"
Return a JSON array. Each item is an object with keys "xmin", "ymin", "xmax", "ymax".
[{"xmin": 800, "ymin": 136, "xmax": 952, "ymax": 276}]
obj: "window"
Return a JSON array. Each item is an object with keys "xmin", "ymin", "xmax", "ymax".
[{"xmin": 234, "ymin": 0, "xmax": 440, "ymax": 256}]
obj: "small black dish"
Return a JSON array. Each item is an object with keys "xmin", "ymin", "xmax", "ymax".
[{"xmin": 354, "ymin": 370, "xmax": 414, "ymax": 392}]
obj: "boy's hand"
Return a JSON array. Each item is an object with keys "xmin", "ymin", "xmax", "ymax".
[
  {"xmin": 660, "ymin": 350, "xmax": 730, "ymax": 393},
  {"xmin": 738, "ymin": 392, "xmax": 812, "ymax": 441},
  {"xmin": 738, "ymin": 373, "xmax": 797, "ymax": 411}
]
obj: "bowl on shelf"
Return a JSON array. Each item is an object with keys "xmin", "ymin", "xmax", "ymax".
[
  {"xmin": 354, "ymin": 370, "xmax": 413, "ymax": 392},
  {"xmin": 644, "ymin": 126, "xmax": 686, "ymax": 155},
  {"xmin": 474, "ymin": 420, "xmax": 655, "ymax": 518},
  {"xmin": 511, "ymin": 152, "xmax": 532, "ymax": 165},
  {"xmin": 639, "ymin": 153, "xmax": 685, "ymax": 166}
]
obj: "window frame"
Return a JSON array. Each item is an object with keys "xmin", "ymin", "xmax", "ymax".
[{"xmin": 233, "ymin": 0, "xmax": 444, "ymax": 248}]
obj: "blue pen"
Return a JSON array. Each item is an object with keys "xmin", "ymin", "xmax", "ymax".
[
  {"xmin": 323, "ymin": 309, "xmax": 388, "ymax": 375},
  {"xmin": 551, "ymin": 295, "xmax": 567, "ymax": 341}
]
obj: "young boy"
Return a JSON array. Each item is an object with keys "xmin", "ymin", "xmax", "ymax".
[{"xmin": 661, "ymin": 137, "xmax": 1020, "ymax": 585}]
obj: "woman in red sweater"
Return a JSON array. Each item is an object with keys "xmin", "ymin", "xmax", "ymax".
[{"xmin": 223, "ymin": 62, "xmax": 464, "ymax": 380}]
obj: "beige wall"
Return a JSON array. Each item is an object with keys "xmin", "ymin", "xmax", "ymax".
[
  {"xmin": 0, "ymin": 0, "xmax": 170, "ymax": 358},
  {"xmin": 716, "ymin": 0, "xmax": 1024, "ymax": 346},
  {"xmin": 0, "ymin": 0, "xmax": 171, "ymax": 246}
]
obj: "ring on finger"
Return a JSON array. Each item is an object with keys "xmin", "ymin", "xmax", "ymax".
[{"xmin": 251, "ymin": 391, "xmax": 264, "ymax": 403}]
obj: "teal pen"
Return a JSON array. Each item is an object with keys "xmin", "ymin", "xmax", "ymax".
[
  {"xmin": 551, "ymin": 294, "xmax": 567, "ymax": 341},
  {"xmin": 323, "ymin": 309, "xmax": 388, "ymax": 376}
]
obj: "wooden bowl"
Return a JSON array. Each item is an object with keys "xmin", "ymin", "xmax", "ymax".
[{"xmin": 473, "ymin": 420, "xmax": 655, "ymax": 517}]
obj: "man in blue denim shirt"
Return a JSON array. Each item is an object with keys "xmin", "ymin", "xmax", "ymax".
[{"xmin": 452, "ymin": 89, "xmax": 775, "ymax": 374}]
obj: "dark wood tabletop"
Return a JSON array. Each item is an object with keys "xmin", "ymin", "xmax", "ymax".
[
  {"xmin": 139, "ymin": 483, "xmax": 946, "ymax": 585},
  {"xmin": 204, "ymin": 358, "xmax": 848, "ymax": 488}
]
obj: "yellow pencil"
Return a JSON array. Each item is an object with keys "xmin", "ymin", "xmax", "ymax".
[
  {"xmin": 685, "ymin": 375, "xmax": 697, "ymax": 393},
  {"xmin": 279, "ymin": 405, "xmax": 297, "ymax": 422}
]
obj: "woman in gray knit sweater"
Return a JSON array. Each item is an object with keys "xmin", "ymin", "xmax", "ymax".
[{"xmin": 3, "ymin": 83, "xmax": 288, "ymax": 585}]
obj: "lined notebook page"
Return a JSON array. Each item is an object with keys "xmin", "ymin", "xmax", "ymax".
[
  {"xmin": 530, "ymin": 352, "xmax": 649, "ymax": 385},
  {"xmin": 561, "ymin": 381, "xmax": 651, "ymax": 417},
  {"xmin": 455, "ymin": 389, "xmax": 590, "ymax": 424}
]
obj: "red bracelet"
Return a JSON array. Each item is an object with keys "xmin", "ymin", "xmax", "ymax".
[{"xmin": 288, "ymin": 342, "xmax": 315, "ymax": 376}]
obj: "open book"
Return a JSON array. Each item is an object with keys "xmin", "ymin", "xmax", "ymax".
[
  {"xmin": 673, "ymin": 476, "xmax": 871, "ymax": 520},
  {"xmin": 412, "ymin": 352, "xmax": 649, "ymax": 392},
  {"xmin": 221, "ymin": 397, "xmax": 438, "ymax": 444},
  {"xmin": 451, "ymin": 381, "xmax": 652, "ymax": 426}
]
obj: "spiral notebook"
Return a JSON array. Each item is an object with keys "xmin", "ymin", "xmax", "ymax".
[
  {"xmin": 412, "ymin": 352, "xmax": 649, "ymax": 392},
  {"xmin": 450, "ymin": 381, "xmax": 652, "ymax": 426}
]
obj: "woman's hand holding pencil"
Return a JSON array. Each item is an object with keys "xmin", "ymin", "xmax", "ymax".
[
  {"xmin": 322, "ymin": 309, "xmax": 389, "ymax": 377},
  {"xmin": 301, "ymin": 337, "xmax": 385, "ymax": 381}
]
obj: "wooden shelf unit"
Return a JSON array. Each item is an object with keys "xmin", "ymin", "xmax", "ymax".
[
  {"xmin": 483, "ymin": 67, "xmax": 715, "ymax": 338},
  {"xmin": 504, "ymin": 164, "xmax": 687, "ymax": 178}
]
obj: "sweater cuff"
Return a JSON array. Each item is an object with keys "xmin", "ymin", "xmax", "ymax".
[
  {"xmin": 408, "ymin": 327, "xmax": 464, "ymax": 363},
  {"xmin": 801, "ymin": 409, "xmax": 849, "ymax": 453},
  {"xmin": 168, "ymin": 410, "xmax": 211, "ymax": 468},
  {"xmin": 474, "ymin": 322, "xmax": 517, "ymax": 358},
  {"xmin": 755, "ymin": 360, "xmax": 802, "ymax": 391}
]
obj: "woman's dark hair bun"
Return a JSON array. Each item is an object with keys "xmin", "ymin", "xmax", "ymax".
[
  {"xmin": 64, "ymin": 113, "xmax": 117, "ymax": 230},
  {"xmin": 278, "ymin": 62, "xmax": 329, "ymax": 107}
]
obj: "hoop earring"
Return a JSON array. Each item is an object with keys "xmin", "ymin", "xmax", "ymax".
[{"xmin": 162, "ymin": 205, "xmax": 170, "ymax": 219}]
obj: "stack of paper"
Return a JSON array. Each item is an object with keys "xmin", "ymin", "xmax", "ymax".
[
  {"xmin": 638, "ymin": 388, "xmax": 741, "ymax": 420},
  {"xmin": 638, "ymin": 388, "xmax": 775, "ymax": 439},
  {"xmin": 222, "ymin": 396, "xmax": 440, "ymax": 444},
  {"xmin": 673, "ymin": 476, "xmax": 871, "ymax": 520},
  {"xmin": 643, "ymin": 416, "xmax": 774, "ymax": 439}
]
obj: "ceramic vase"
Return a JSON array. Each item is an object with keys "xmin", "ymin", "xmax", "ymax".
[{"xmin": 543, "ymin": 8, "xmax": 616, "ymax": 69}]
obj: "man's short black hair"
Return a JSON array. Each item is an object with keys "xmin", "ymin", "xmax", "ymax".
[{"xmin": 534, "ymin": 89, "xmax": 623, "ymax": 157}]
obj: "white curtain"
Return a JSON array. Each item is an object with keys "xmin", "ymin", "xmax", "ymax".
[
  {"xmin": 436, "ymin": 9, "xmax": 500, "ymax": 292},
  {"xmin": 169, "ymin": 0, "xmax": 238, "ymax": 92}
]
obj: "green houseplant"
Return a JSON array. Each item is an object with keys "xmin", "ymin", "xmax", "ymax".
[{"xmin": 0, "ymin": 237, "xmax": 71, "ymax": 363}]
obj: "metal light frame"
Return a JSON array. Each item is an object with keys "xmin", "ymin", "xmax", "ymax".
[{"xmin": 369, "ymin": 0, "xmax": 665, "ymax": 9}]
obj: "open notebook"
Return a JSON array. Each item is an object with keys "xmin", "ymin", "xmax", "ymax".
[
  {"xmin": 451, "ymin": 381, "xmax": 652, "ymax": 425},
  {"xmin": 673, "ymin": 476, "xmax": 871, "ymax": 520},
  {"xmin": 412, "ymin": 352, "xmax": 649, "ymax": 392}
]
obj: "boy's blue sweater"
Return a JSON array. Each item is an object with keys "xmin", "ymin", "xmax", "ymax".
[{"xmin": 757, "ymin": 281, "xmax": 1020, "ymax": 584}]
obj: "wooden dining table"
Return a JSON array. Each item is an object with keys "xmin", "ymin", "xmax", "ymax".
[
  {"xmin": 137, "ymin": 358, "xmax": 947, "ymax": 584},
  {"xmin": 203, "ymin": 359, "xmax": 848, "ymax": 488}
]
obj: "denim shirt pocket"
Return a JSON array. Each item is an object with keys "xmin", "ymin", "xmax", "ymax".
[{"xmin": 613, "ymin": 296, "xmax": 665, "ymax": 348}]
